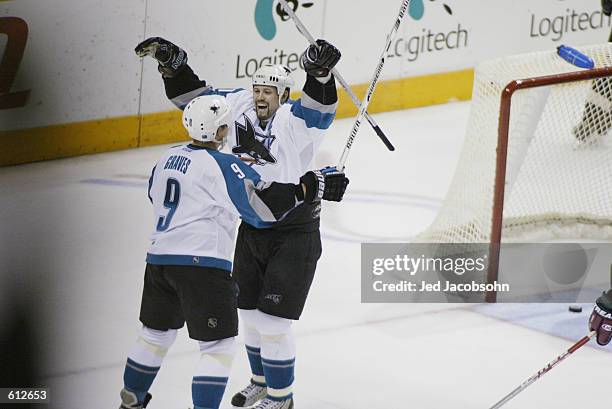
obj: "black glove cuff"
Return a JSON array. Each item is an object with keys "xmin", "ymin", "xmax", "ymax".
[{"xmin": 158, "ymin": 48, "xmax": 188, "ymax": 78}]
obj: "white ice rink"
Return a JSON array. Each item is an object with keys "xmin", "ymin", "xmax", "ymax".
[{"xmin": 1, "ymin": 102, "xmax": 611, "ymax": 409}]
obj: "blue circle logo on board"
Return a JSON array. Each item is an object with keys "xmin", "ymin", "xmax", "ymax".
[{"xmin": 255, "ymin": 0, "xmax": 314, "ymax": 41}]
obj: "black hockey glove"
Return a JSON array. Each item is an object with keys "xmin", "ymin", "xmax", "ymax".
[
  {"xmin": 301, "ymin": 39, "xmax": 341, "ymax": 78},
  {"xmin": 603, "ymin": 0, "xmax": 612, "ymax": 16},
  {"xmin": 589, "ymin": 289, "xmax": 612, "ymax": 346},
  {"xmin": 135, "ymin": 37, "xmax": 187, "ymax": 78},
  {"xmin": 297, "ymin": 167, "xmax": 349, "ymax": 203}
]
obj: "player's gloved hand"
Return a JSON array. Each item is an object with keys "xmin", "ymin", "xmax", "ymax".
[
  {"xmin": 298, "ymin": 166, "xmax": 349, "ymax": 203},
  {"xmin": 301, "ymin": 39, "xmax": 341, "ymax": 78},
  {"xmin": 589, "ymin": 289, "xmax": 612, "ymax": 346},
  {"xmin": 603, "ymin": 0, "xmax": 612, "ymax": 16},
  {"xmin": 135, "ymin": 37, "xmax": 187, "ymax": 78}
]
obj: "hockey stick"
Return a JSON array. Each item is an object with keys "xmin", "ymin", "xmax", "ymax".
[
  {"xmin": 488, "ymin": 331, "xmax": 597, "ymax": 409},
  {"xmin": 278, "ymin": 0, "xmax": 395, "ymax": 152},
  {"xmin": 337, "ymin": 0, "xmax": 409, "ymax": 171}
]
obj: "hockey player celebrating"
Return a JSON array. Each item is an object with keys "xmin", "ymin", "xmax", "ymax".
[
  {"xmin": 118, "ymin": 95, "xmax": 348, "ymax": 409},
  {"xmin": 135, "ymin": 36, "xmax": 342, "ymax": 409},
  {"xmin": 589, "ymin": 289, "xmax": 612, "ymax": 346}
]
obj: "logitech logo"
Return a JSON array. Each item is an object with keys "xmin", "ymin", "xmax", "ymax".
[
  {"xmin": 255, "ymin": 0, "xmax": 313, "ymax": 41},
  {"xmin": 529, "ymin": 5, "xmax": 612, "ymax": 42},
  {"xmin": 408, "ymin": 0, "xmax": 453, "ymax": 20},
  {"xmin": 388, "ymin": 0, "xmax": 466, "ymax": 63}
]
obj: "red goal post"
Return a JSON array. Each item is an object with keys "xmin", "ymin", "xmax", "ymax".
[
  {"xmin": 416, "ymin": 44, "xmax": 612, "ymax": 303},
  {"xmin": 486, "ymin": 65, "xmax": 612, "ymax": 302}
]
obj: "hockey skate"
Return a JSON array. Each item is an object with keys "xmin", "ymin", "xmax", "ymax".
[
  {"xmin": 119, "ymin": 388, "xmax": 152, "ymax": 409},
  {"xmin": 252, "ymin": 397, "xmax": 294, "ymax": 409},
  {"xmin": 231, "ymin": 382, "xmax": 267, "ymax": 407}
]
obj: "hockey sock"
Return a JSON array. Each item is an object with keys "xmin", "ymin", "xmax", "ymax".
[
  {"xmin": 123, "ymin": 359, "xmax": 159, "ymax": 403},
  {"xmin": 240, "ymin": 309, "xmax": 265, "ymax": 385},
  {"xmin": 255, "ymin": 311, "xmax": 296, "ymax": 400},
  {"xmin": 192, "ymin": 338, "xmax": 236, "ymax": 409},
  {"xmin": 261, "ymin": 355, "xmax": 295, "ymax": 401},
  {"xmin": 246, "ymin": 345, "xmax": 266, "ymax": 385},
  {"xmin": 123, "ymin": 327, "xmax": 177, "ymax": 402}
]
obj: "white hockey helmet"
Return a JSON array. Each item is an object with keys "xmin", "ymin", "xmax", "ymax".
[
  {"xmin": 182, "ymin": 95, "xmax": 232, "ymax": 142},
  {"xmin": 252, "ymin": 65, "xmax": 294, "ymax": 103}
]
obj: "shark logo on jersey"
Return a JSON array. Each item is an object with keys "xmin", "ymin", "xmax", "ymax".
[{"xmin": 232, "ymin": 115, "xmax": 277, "ymax": 165}]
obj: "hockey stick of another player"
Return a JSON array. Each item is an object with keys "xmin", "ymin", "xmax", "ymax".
[
  {"xmin": 337, "ymin": 0, "xmax": 409, "ymax": 171},
  {"xmin": 488, "ymin": 330, "xmax": 596, "ymax": 409},
  {"xmin": 278, "ymin": 0, "xmax": 395, "ymax": 152}
]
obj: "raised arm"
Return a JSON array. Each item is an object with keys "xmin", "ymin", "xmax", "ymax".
[
  {"xmin": 135, "ymin": 37, "xmax": 215, "ymax": 109},
  {"xmin": 289, "ymin": 40, "xmax": 341, "ymax": 130}
]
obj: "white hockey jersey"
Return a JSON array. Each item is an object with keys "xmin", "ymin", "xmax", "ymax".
[
  {"xmin": 146, "ymin": 143, "xmax": 298, "ymax": 271},
  {"xmin": 167, "ymin": 75, "xmax": 338, "ymax": 185}
]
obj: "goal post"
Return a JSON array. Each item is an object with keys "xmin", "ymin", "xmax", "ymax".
[
  {"xmin": 416, "ymin": 44, "xmax": 612, "ymax": 302},
  {"xmin": 487, "ymin": 65, "xmax": 612, "ymax": 301}
]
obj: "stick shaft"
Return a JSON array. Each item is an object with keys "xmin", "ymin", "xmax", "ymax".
[
  {"xmin": 489, "ymin": 331, "xmax": 596, "ymax": 409},
  {"xmin": 337, "ymin": 0, "xmax": 409, "ymax": 170},
  {"xmin": 278, "ymin": 0, "xmax": 395, "ymax": 152}
]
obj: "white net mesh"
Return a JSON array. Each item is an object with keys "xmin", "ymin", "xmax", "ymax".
[{"xmin": 417, "ymin": 44, "xmax": 612, "ymax": 244}]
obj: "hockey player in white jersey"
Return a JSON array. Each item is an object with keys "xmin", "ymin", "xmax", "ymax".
[
  {"xmin": 135, "ymin": 36, "xmax": 342, "ymax": 409},
  {"xmin": 118, "ymin": 95, "xmax": 348, "ymax": 409}
]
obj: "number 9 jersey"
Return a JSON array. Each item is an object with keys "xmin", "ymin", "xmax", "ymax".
[{"xmin": 146, "ymin": 143, "xmax": 300, "ymax": 272}]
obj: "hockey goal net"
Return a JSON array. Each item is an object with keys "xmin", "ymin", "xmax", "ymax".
[{"xmin": 416, "ymin": 44, "xmax": 612, "ymax": 300}]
